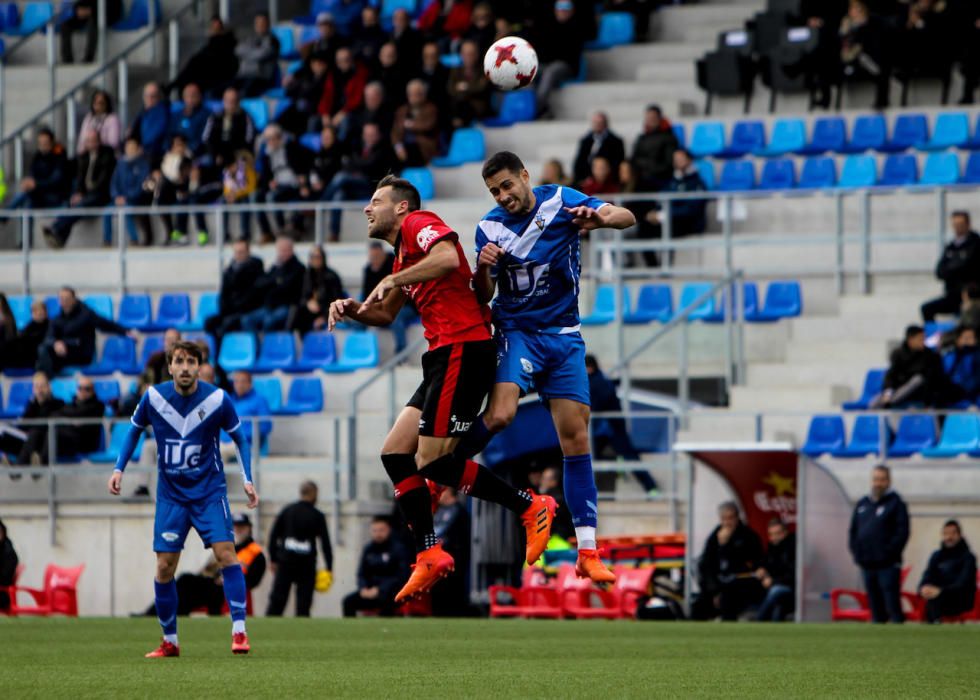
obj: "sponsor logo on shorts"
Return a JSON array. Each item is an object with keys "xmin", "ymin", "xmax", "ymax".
[
  {"xmin": 450, "ymin": 415, "xmax": 472, "ymax": 433},
  {"xmin": 520, "ymin": 357, "xmax": 534, "ymax": 374},
  {"xmin": 161, "ymin": 531, "xmax": 180, "ymax": 543},
  {"xmin": 418, "ymin": 418, "xmax": 427, "ymax": 430},
  {"xmin": 416, "ymin": 225, "xmax": 441, "ymax": 250}
]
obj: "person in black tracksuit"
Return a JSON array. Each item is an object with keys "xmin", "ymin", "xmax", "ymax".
[
  {"xmin": 921, "ymin": 212, "xmax": 980, "ymax": 322},
  {"xmin": 342, "ymin": 516, "xmax": 410, "ymax": 617},
  {"xmin": 918, "ymin": 520, "xmax": 978, "ymax": 623},
  {"xmin": 36, "ymin": 287, "xmax": 131, "ymax": 378},
  {"xmin": 266, "ymin": 480, "xmax": 333, "ymax": 617},
  {"xmin": 693, "ymin": 502, "xmax": 765, "ymax": 621},
  {"xmin": 849, "ymin": 465, "xmax": 910, "ymax": 623},
  {"xmin": 755, "ymin": 519, "xmax": 796, "ymax": 622}
]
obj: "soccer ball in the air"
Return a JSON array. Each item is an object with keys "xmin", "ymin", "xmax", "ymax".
[{"xmin": 484, "ymin": 36, "xmax": 538, "ymax": 90}]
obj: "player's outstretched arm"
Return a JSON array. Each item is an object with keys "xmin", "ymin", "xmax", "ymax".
[
  {"xmin": 107, "ymin": 423, "xmax": 145, "ymax": 496},
  {"xmin": 228, "ymin": 428, "xmax": 259, "ymax": 509},
  {"xmin": 363, "ymin": 240, "xmax": 460, "ymax": 308},
  {"xmin": 564, "ymin": 204, "xmax": 636, "ymax": 232}
]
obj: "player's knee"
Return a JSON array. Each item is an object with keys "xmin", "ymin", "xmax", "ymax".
[
  {"xmin": 558, "ymin": 424, "xmax": 591, "ymax": 455},
  {"xmin": 156, "ymin": 559, "xmax": 177, "ymax": 582}
]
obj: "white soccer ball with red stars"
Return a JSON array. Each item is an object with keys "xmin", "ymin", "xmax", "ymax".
[{"xmin": 483, "ymin": 36, "xmax": 538, "ymax": 91}]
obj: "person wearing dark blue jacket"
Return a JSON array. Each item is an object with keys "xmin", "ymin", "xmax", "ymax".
[
  {"xmin": 942, "ymin": 326, "xmax": 980, "ymax": 404},
  {"xmin": 3, "ymin": 129, "xmax": 70, "ymax": 241},
  {"xmin": 168, "ymin": 83, "xmax": 211, "ymax": 157},
  {"xmin": 110, "ymin": 137, "xmax": 153, "ymax": 245},
  {"xmin": 637, "ymin": 148, "xmax": 707, "ymax": 267},
  {"xmin": 918, "ymin": 520, "xmax": 978, "ymax": 623},
  {"xmin": 848, "ymin": 465, "xmax": 910, "ymax": 623},
  {"xmin": 128, "ymin": 82, "xmax": 171, "ymax": 166},
  {"xmin": 220, "ymin": 371, "xmax": 272, "ymax": 458},
  {"xmin": 36, "ymin": 287, "xmax": 132, "ymax": 377}
]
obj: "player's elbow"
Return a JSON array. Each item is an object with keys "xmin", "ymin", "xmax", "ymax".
[
  {"xmin": 485, "ymin": 405, "xmax": 516, "ymax": 432},
  {"xmin": 615, "ymin": 206, "xmax": 636, "ymax": 228}
]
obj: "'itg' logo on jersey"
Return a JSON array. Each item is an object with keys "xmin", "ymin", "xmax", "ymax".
[{"xmin": 163, "ymin": 439, "xmax": 203, "ymax": 470}]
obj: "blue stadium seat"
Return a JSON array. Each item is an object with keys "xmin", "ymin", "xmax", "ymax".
[
  {"xmin": 439, "ymin": 53, "xmax": 463, "ymax": 68},
  {"xmin": 184, "ymin": 292, "xmax": 219, "ymax": 332},
  {"xmin": 154, "ymin": 293, "xmax": 191, "ymax": 331},
  {"xmin": 241, "ymin": 99, "xmax": 269, "ymax": 131},
  {"xmin": 44, "ymin": 295, "xmax": 60, "ymax": 319},
  {"xmin": 431, "ymin": 128, "xmax": 486, "ymax": 167},
  {"xmin": 400, "ymin": 167, "xmax": 434, "ymax": 200},
  {"xmin": 799, "ymin": 117, "xmax": 846, "ymax": 155},
  {"xmin": 759, "ymin": 118, "xmax": 805, "ymax": 156},
  {"xmin": 138, "ymin": 335, "xmax": 165, "ymax": 369},
  {"xmin": 879, "ymin": 113, "xmax": 928, "ymax": 153},
  {"xmin": 8, "ymin": 295, "xmax": 32, "ymax": 330},
  {"xmin": 842, "ymin": 368, "xmax": 886, "ymax": 410},
  {"xmin": 253, "ymin": 377, "xmax": 284, "ymax": 415},
  {"xmin": 183, "ymin": 332, "xmax": 216, "ymax": 361},
  {"xmin": 672, "ymin": 124, "xmax": 686, "ymax": 148},
  {"xmin": 217, "ymin": 332, "xmax": 257, "ymax": 372},
  {"xmin": 0, "ymin": 3, "xmax": 19, "ymax": 32},
  {"xmin": 88, "ymin": 422, "xmax": 145, "ymax": 464},
  {"xmin": 272, "ymin": 98, "xmax": 292, "ymax": 121},
  {"xmin": 85, "ymin": 336, "xmax": 139, "ymax": 376},
  {"xmin": 921, "ymin": 414, "xmax": 980, "ymax": 458},
  {"xmin": 581, "ymin": 285, "xmax": 631, "ymax": 325},
  {"xmin": 280, "ymin": 377, "xmax": 324, "ymax": 414},
  {"xmin": 288, "ymin": 331, "xmax": 337, "ymax": 371},
  {"xmin": 758, "ymin": 159, "xmax": 796, "ymax": 190},
  {"xmin": 962, "ymin": 152, "xmax": 980, "ymax": 184},
  {"xmin": 381, "ymin": 0, "xmax": 418, "ymax": 26},
  {"xmin": 801, "ymin": 415, "xmax": 846, "ymax": 456},
  {"xmin": 920, "ymin": 152, "xmax": 960, "ymax": 186},
  {"xmin": 253, "ymin": 332, "xmax": 297, "ymax": 373},
  {"xmin": 748, "ymin": 281, "xmax": 802, "ymax": 321},
  {"xmin": 718, "ymin": 120, "xmax": 765, "ymax": 159},
  {"xmin": 693, "ymin": 160, "xmax": 715, "ymax": 189},
  {"xmin": 965, "ymin": 114, "xmax": 980, "ymax": 150},
  {"xmin": 887, "ymin": 414, "xmax": 937, "ymax": 457},
  {"xmin": 921, "ymin": 112, "xmax": 970, "ymax": 151},
  {"xmin": 51, "ymin": 378, "xmax": 76, "ymax": 404},
  {"xmin": 704, "ymin": 282, "xmax": 759, "ymax": 324},
  {"xmin": 840, "ymin": 115, "xmax": 886, "ymax": 153},
  {"xmin": 585, "ymin": 11, "xmax": 634, "ymax": 49},
  {"xmin": 5, "ymin": 2, "xmax": 52, "ymax": 36},
  {"xmin": 94, "ymin": 380, "xmax": 120, "ymax": 406},
  {"xmin": 299, "ymin": 132, "xmax": 321, "ymax": 152},
  {"xmin": 717, "ymin": 160, "xmax": 755, "ymax": 191},
  {"xmin": 676, "ymin": 283, "xmax": 717, "ymax": 321},
  {"xmin": 483, "ymin": 90, "xmax": 536, "ymax": 127},
  {"xmin": 205, "ymin": 99, "xmax": 223, "ymax": 114},
  {"xmin": 83, "ymin": 294, "xmax": 113, "ymax": 320},
  {"xmin": 688, "ymin": 122, "xmax": 726, "ymax": 158},
  {"xmin": 833, "ymin": 415, "xmax": 890, "ymax": 458},
  {"xmin": 118, "ymin": 294, "xmax": 152, "ymax": 330},
  {"xmin": 623, "ymin": 284, "xmax": 672, "ymax": 324},
  {"xmin": 838, "ymin": 155, "xmax": 877, "ymax": 189},
  {"xmin": 878, "ymin": 154, "xmax": 918, "ymax": 186},
  {"xmin": 798, "ymin": 156, "xmax": 837, "ymax": 189},
  {"xmin": 2, "ymin": 381, "xmax": 32, "ymax": 419},
  {"xmin": 113, "ymin": 0, "xmax": 162, "ymax": 29},
  {"xmin": 322, "ymin": 332, "xmax": 380, "ymax": 373},
  {"xmin": 272, "ymin": 26, "xmax": 297, "ymax": 60}
]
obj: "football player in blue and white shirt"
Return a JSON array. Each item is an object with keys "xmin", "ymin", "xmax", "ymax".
[
  {"xmin": 108, "ymin": 340, "xmax": 258, "ymax": 657},
  {"xmin": 460, "ymin": 151, "xmax": 636, "ymax": 583}
]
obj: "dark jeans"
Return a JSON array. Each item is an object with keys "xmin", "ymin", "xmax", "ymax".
[
  {"xmin": 5, "ymin": 190, "xmax": 65, "ymax": 243},
  {"xmin": 925, "ymin": 590, "xmax": 975, "ymax": 623},
  {"xmin": 862, "ymin": 565, "xmax": 904, "ymax": 624},
  {"xmin": 50, "ymin": 193, "xmax": 111, "ymax": 245},
  {"xmin": 921, "ymin": 292, "xmax": 961, "ymax": 322},
  {"xmin": 119, "ymin": 193, "xmax": 154, "ymax": 245},
  {"xmin": 36, "ymin": 340, "xmax": 93, "ymax": 378},
  {"xmin": 60, "ymin": 14, "xmax": 99, "ymax": 63},
  {"xmin": 755, "ymin": 584, "xmax": 794, "ymax": 622},
  {"xmin": 176, "ymin": 185, "xmax": 223, "ymax": 237},
  {"xmin": 257, "ymin": 186, "xmax": 303, "ymax": 235},
  {"xmin": 266, "ymin": 560, "xmax": 316, "ymax": 617},
  {"xmin": 155, "ymin": 178, "xmax": 188, "ymax": 235},
  {"xmin": 342, "ymin": 591, "xmax": 397, "ymax": 617}
]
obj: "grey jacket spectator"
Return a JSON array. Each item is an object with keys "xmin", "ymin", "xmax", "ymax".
[
  {"xmin": 15, "ymin": 374, "xmax": 65, "ymax": 465},
  {"xmin": 234, "ymin": 12, "xmax": 280, "ymax": 96},
  {"xmin": 1, "ymin": 301, "xmax": 48, "ymax": 370},
  {"xmin": 203, "ymin": 92, "xmax": 257, "ymax": 168}
]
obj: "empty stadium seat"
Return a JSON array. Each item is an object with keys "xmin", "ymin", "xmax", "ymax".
[
  {"xmin": 483, "ymin": 90, "xmax": 536, "ymax": 127},
  {"xmin": 88, "ymin": 422, "xmax": 145, "ymax": 464},
  {"xmin": 272, "ymin": 25, "xmax": 297, "ymax": 59},
  {"xmin": 153, "ymin": 293, "xmax": 191, "ymax": 331},
  {"xmin": 287, "ymin": 332, "xmax": 337, "ymax": 372},
  {"xmin": 676, "ymin": 283, "xmax": 717, "ymax": 321},
  {"xmin": 842, "ymin": 368, "xmax": 886, "ymax": 410},
  {"xmin": 921, "ymin": 112, "xmax": 970, "ymax": 151},
  {"xmin": 84, "ymin": 295, "xmax": 113, "ymax": 320},
  {"xmin": 44, "ymin": 296, "xmax": 60, "ymax": 319},
  {"xmin": 799, "ymin": 117, "xmax": 846, "ymax": 155},
  {"xmin": 921, "ymin": 414, "xmax": 980, "ymax": 458},
  {"xmin": 93, "ymin": 380, "xmax": 120, "ymax": 406},
  {"xmin": 801, "ymin": 415, "xmax": 846, "ymax": 456},
  {"xmin": 217, "ymin": 332, "xmax": 257, "ymax": 372},
  {"xmin": 704, "ymin": 282, "xmax": 759, "ymax": 323},
  {"xmin": 672, "ymin": 124, "xmax": 686, "ymax": 148},
  {"xmin": 718, "ymin": 120, "xmax": 765, "ymax": 159},
  {"xmin": 280, "ymin": 377, "xmax": 324, "ymax": 414},
  {"xmin": 581, "ymin": 285, "xmax": 631, "ymax": 325},
  {"xmin": 323, "ymin": 332, "xmax": 380, "ymax": 373},
  {"xmin": 920, "ymin": 152, "xmax": 960, "ymax": 185},
  {"xmin": 693, "ymin": 160, "xmax": 715, "ymax": 189},
  {"xmin": 8, "ymin": 295, "xmax": 32, "ymax": 330},
  {"xmin": 2, "ymin": 381, "xmax": 32, "ymax": 419},
  {"xmin": 759, "ymin": 118, "xmax": 805, "ymax": 156},
  {"xmin": 253, "ymin": 332, "xmax": 297, "ymax": 373},
  {"xmin": 717, "ymin": 159, "xmax": 755, "ymax": 191},
  {"xmin": 749, "ymin": 281, "xmax": 803, "ymax": 321},
  {"xmin": 183, "ymin": 292, "xmax": 218, "ymax": 332},
  {"xmin": 880, "ymin": 113, "xmax": 928, "ymax": 153},
  {"xmin": 183, "ymin": 332, "xmax": 216, "ymax": 360},
  {"xmin": 138, "ymin": 334, "xmax": 165, "ymax": 368},
  {"xmin": 0, "ymin": 3, "xmax": 19, "ymax": 31},
  {"xmin": 253, "ymin": 377, "xmax": 284, "ymax": 415},
  {"xmin": 878, "ymin": 154, "xmax": 919, "ymax": 186},
  {"xmin": 431, "ymin": 128, "xmax": 486, "ymax": 167},
  {"xmin": 833, "ymin": 415, "xmax": 889, "ymax": 458},
  {"xmin": 299, "ymin": 132, "xmax": 321, "ymax": 152},
  {"xmin": 400, "ymin": 168, "xmax": 435, "ymax": 200},
  {"xmin": 688, "ymin": 122, "xmax": 726, "ymax": 158},
  {"xmin": 113, "ymin": 0, "xmax": 162, "ymax": 29},
  {"xmin": 5, "ymin": 2, "xmax": 51, "ymax": 36},
  {"xmin": 841, "ymin": 115, "xmax": 886, "ymax": 153},
  {"xmin": 51, "ymin": 378, "xmax": 76, "ymax": 404},
  {"xmin": 118, "ymin": 294, "xmax": 152, "ymax": 330},
  {"xmin": 759, "ymin": 159, "xmax": 796, "ymax": 190},
  {"xmin": 586, "ymin": 11, "xmax": 634, "ymax": 49},
  {"xmin": 962, "ymin": 152, "xmax": 980, "ymax": 184},
  {"xmin": 888, "ymin": 415, "xmax": 937, "ymax": 457},
  {"xmin": 838, "ymin": 155, "xmax": 877, "ymax": 189},
  {"xmin": 84, "ymin": 336, "xmax": 139, "ymax": 376},
  {"xmin": 241, "ymin": 99, "xmax": 269, "ymax": 131},
  {"xmin": 965, "ymin": 114, "xmax": 980, "ymax": 150},
  {"xmin": 623, "ymin": 285, "xmax": 672, "ymax": 324},
  {"xmin": 798, "ymin": 157, "xmax": 837, "ymax": 189}
]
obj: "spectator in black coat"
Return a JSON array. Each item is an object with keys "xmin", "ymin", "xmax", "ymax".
[
  {"xmin": 352, "ymin": 5, "xmax": 387, "ymax": 65},
  {"xmin": 631, "ymin": 105, "xmax": 679, "ymax": 192},
  {"xmin": 849, "ymin": 465, "xmax": 910, "ymax": 623},
  {"xmin": 922, "ymin": 212, "xmax": 980, "ymax": 321},
  {"xmin": 240, "ymin": 237, "xmax": 306, "ymax": 332},
  {"xmin": 693, "ymin": 502, "xmax": 765, "ymax": 621},
  {"xmin": 952, "ymin": 0, "xmax": 980, "ymax": 104},
  {"xmin": 0, "ymin": 295, "xmax": 18, "ymax": 363},
  {"xmin": 303, "ymin": 126, "xmax": 347, "ymax": 203},
  {"xmin": 872, "ymin": 325, "xmax": 948, "ymax": 408},
  {"xmin": 36, "ymin": 287, "xmax": 131, "ymax": 377},
  {"xmin": 340, "ymin": 82, "xmax": 391, "ymax": 150},
  {"xmin": 54, "ymin": 378, "xmax": 105, "ymax": 458},
  {"xmin": 256, "ymin": 125, "xmax": 311, "ymax": 241},
  {"xmin": 361, "ymin": 240, "xmax": 394, "ymax": 300},
  {"xmin": 531, "ymin": 0, "xmax": 589, "ymax": 117},
  {"xmin": 15, "ymin": 372, "xmax": 65, "ymax": 465},
  {"xmin": 1, "ymin": 300, "xmax": 48, "ymax": 371},
  {"xmin": 170, "ymin": 16, "xmax": 239, "ymax": 98},
  {"xmin": 838, "ymin": 0, "xmax": 892, "ymax": 109},
  {"xmin": 919, "ymin": 519, "xmax": 978, "ymax": 623},
  {"xmin": 290, "ymin": 245, "xmax": 345, "ymax": 333},
  {"xmin": 3, "ymin": 129, "xmax": 70, "ymax": 243},
  {"xmin": 638, "ymin": 149, "xmax": 708, "ymax": 267},
  {"xmin": 390, "ymin": 8, "xmax": 423, "ymax": 74},
  {"xmin": 279, "ymin": 56, "xmax": 331, "ymax": 136},
  {"xmin": 60, "ymin": 0, "xmax": 122, "ymax": 64},
  {"xmin": 205, "ymin": 239, "xmax": 265, "ymax": 340},
  {"xmin": 44, "ymin": 130, "xmax": 116, "ymax": 248},
  {"xmin": 755, "ymin": 519, "xmax": 796, "ymax": 622},
  {"xmin": 233, "ymin": 11, "xmax": 280, "ymax": 97},
  {"xmin": 375, "ymin": 42, "xmax": 410, "ymax": 114},
  {"xmin": 302, "ymin": 12, "xmax": 348, "ymax": 66},
  {"xmin": 573, "ymin": 112, "xmax": 626, "ymax": 186},
  {"xmin": 0, "ymin": 519, "xmax": 17, "ymax": 611},
  {"xmin": 203, "ymin": 88, "xmax": 257, "ymax": 170},
  {"xmin": 431, "ymin": 488, "xmax": 471, "ymax": 617},
  {"xmin": 448, "ymin": 39, "xmax": 492, "ymax": 128},
  {"xmin": 342, "ymin": 516, "xmax": 410, "ymax": 617}
]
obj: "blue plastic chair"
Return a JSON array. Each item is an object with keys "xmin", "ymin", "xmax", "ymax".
[
  {"xmin": 183, "ymin": 332, "xmax": 215, "ymax": 361},
  {"xmin": 760, "ymin": 118, "xmax": 805, "ymax": 156},
  {"xmin": 118, "ymin": 294, "xmax": 152, "ymax": 330},
  {"xmin": 801, "ymin": 415, "xmax": 846, "ymax": 456},
  {"xmin": 888, "ymin": 415, "xmax": 938, "ymax": 457},
  {"xmin": 51, "ymin": 378, "xmax": 76, "ymax": 404},
  {"xmin": 718, "ymin": 120, "xmax": 765, "ymax": 159},
  {"xmin": 6, "ymin": 2, "xmax": 52, "ymax": 36},
  {"xmin": 112, "ymin": 0, "xmax": 161, "ymax": 29},
  {"xmin": 962, "ymin": 152, "xmax": 980, "ymax": 184},
  {"xmin": 299, "ymin": 132, "xmax": 321, "ymax": 152},
  {"xmin": 288, "ymin": 332, "xmax": 337, "ymax": 371},
  {"xmin": 381, "ymin": 0, "xmax": 417, "ymax": 25},
  {"xmin": 585, "ymin": 11, "xmax": 634, "ymax": 49},
  {"xmin": 748, "ymin": 281, "xmax": 802, "ymax": 321},
  {"xmin": 253, "ymin": 332, "xmax": 297, "ymax": 373},
  {"xmin": 833, "ymin": 415, "xmax": 890, "ymax": 458},
  {"xmin": 88, "ymin": 422, "xmax": 145, "ymax": 463},
  {"xmin": 241, "ymin": 99, "xmax": 269, "ymax": 131},
  {"xmin": 842, "ymin": 368, "xmax": 886, "ymax": 410},
  {"xmin": 799, "ymin": 117, "xmax": 846, "ymax": 155},
  {"xmin": 280, "ymin": 377, "xmax": 325, "ymax": 413},
  {"xmin": 44, "ymin": 296, "xmax": 60, "ymax": 320},
  {"xmin": 94, "ymin": 379, "xmax": 120, "ymax": 405},
  {"xmin": 965, "ymin": 114, "xmax": 980, "ymax": 150},
  {"xmin": 717, "ymin": 160, "xmax": 755, "ymax": 191},
  {"xmin": 798, "ymin": 157, "xmax": 837, "ymax": 189},
  {"xmin": 920, "ymin": 152, "xmax": 960, "ymax": 186},
  {"xmin": 922, "ymin": 112, "xmax": 970, "ymax": 151},
  {"xmin": 400, "ymin": 167, "xmax": 434, "ymax": 200},
  {"xmin": 0, "ymin": 3, "xmax": 19, "ymax": 32},
  {"xmin": 483, "ymin": 90, "xmax": 536, "ymax": 127},
  {"xmin": 704, "ymin": 282, "xmax": 759, "ymax": 324},
  {"xmin": 8, "ymin": 295, "xmax": 32, "ymax": 330},
  {"xmin": 154, "ymin": 293, "xmax": 191, "ymax": 331},
  {"xmin": 880, "ymin": 113, "xmax": 928, "ymax": 153},
  {"xmin": 688, "ymin": 122, "xmax": 726, "ymax": 158},
  {"xmin": 672, "ymin": 124, "xmax": 686, "ymax": 148},
  {"xmin": 272, "ymin": 25, "xmax": 297, "ymax": 59},
  {"xmin": 322, "ymin": 332, "xmax": 380, "ymax": 373},
  {"xmin": 85, "ymin": 336, "xmax": 139, "ymax": 376},
  {"xmin": 2, "ymin": 381, "xmax": 32, "ymax": 419},
  {"xmin": 841, "ymin": 114, "xmax": 886, "ymax": 153},
  {"xmin": 439, "ymin": 53, "xmax": 463, "ymax": 69},
  {"xmin": 838, "ymin": 155, "xmax": 877, "ymax": 189},
  {"xmin": 693, "ymin": 160, "xmax": 715, "ymax": 190},
  {"xmin": 178, "ymin": 292, "xmax": 217, "ymax": 332},
  {"xmin": 431, "ymin": 128, "xmax": 486, "ymax": 167},
  {"xmin": 581, "ymin": 285, "xmax": 631, "ymax": 325},
  {"xmin": 878, "ymin": 154, "xmax": 919, "ymax": 186},
  {"xmin": 676, "ymin": 283, "xmax": 717, "ymax": 321},
  {"xmin": 217, "ymin": 332, "xmax": 257, "ymax": 372},
  {"xmin": 921, "ymin": 414, "xmax": 980, "ymax": 458},
  {"xmin": 253, "ymin": 376, "xmax": 284, "ymax": 415},
  {"xmin": 623, "ymin": 284, "xmax": 673, "ymax": 324},
  {"xmin": 759, "ymin": 159, "xmax": 796, "ymax": 190},
  {"xmin": 138, "ymin": 335, "xmax": 165, "ymax": 369},
  {"xmin": 83, "ymin": 294, "xmax": 113, "ymax": 321}
]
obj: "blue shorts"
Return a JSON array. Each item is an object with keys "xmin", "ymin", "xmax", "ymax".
[
  {"xmin": 153, "ymin": 495, "xmax": 234, "ymax": 552},
  {"xmin": 495, "ymin": 329, "xmax": 591, "ymax": 406}
]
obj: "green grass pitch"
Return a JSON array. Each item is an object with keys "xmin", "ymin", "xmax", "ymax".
[{"xmin": 3, "ymin": 617, "xmax": 979, "ymax": 698}]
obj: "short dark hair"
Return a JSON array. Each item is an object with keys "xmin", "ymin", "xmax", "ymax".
[
  {"xmin": 37, "ymin": 127, "xmax": 55, "ymax": 141},
  {"xmin": 951, "ymin": 210, "xmax": 971, "ymax": 224},
  {"xmin": 768, "ymin": 518, "xmax": 787, "ymax": 530},
  {"xmin": 674, "ymin": 147, "xmax": 693, "ymax": 161},
  {"xmin": 166, "ymin": 340, "xmax": 204, "ymax": 365},
  {"xmin": 584, "ymin": 354, "xmax": 599, "ymax": 372},
  {"xmin": 647, "ymin": 104, "xmax": 662, "ymax": 116},
  {"xmin": 376, "ymin": 174, "xmax": 421, "ymax": 211},
  {"xmin": 254, "ymin": 10, "xmax": 270, "ymax": 21},
  {"xmin": 482, "ymin": 151, "xmax": 525, "ymax": 180},
  {"xmin": 905, "ymin": 325, "xmax": 925, "ymax": 341},
  {"xmin": 944, "ymin": 519, "xmax": 962, "ymax": 534},
  {"xmin": 371, "ymin": 515, "xmax": 392, "ymax": 527},
  {"xmin": 873, "ymin": 464, "xmax": 891, "ymax": 478}
]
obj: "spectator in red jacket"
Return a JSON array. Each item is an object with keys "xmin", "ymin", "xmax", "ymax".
[
  {"xmin": 318, "ymin": 47, "xmax": 370, "ymax": 130},
  {"xmin": 416, "ymin": 0, "xmax": 473, "ymax": 42},
  {"xmin": 579, "ymin": 157, "xmax": 620, "ymax": 197}
]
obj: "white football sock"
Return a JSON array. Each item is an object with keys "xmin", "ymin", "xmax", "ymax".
[
  {"xmin": 232, "ymin": 620, "xmax": 246, "ymax": 635},
  {"xmin": 576, "ymin": 526, "xmax": 597, "ymax": 551},
  {"xmin": 164, "ymin": 634, "xmax": 179, "ymax": 646}
]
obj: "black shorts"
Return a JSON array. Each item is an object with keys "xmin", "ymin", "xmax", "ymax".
[{"xmin": 407, "ymin": 339, "xmax": 496, "ymax": 438}]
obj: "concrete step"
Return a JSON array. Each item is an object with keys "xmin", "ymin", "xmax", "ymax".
[
  {"xmin": 788, "ymin": 315, "xmax": 916, "ymax": 344},
  {"xmin": 746, "ymin": 361, "xmax": 870, "ymax": 389},
  {"xmin": 650, "ymin": 2, "xmax": 763, "ymax": 41},
  {"xmin": 636, "ymin": 62, "xmax": 700, "ymax": 84},
  {"xmin": 585, "ymin": 42, "xmax": 707, "ymax": 82},
  {"xmin": 839, "ymin": 294, "xmax": 935, "ymax": 316},
  {"xmin": 785, "ymin": 340, "xmax": 891, "ymax": 367},
  {"xmin": 728, "ymin": 384, "xmax": 850, "ymax": 411}
]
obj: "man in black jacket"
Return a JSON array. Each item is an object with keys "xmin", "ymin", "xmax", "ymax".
[
  {"xmin": 54, "ymin": 378, "xmax": 105, "ymax": 459},
  {"xmin": 15, "ymin": 372, "xmax": 65, "ymax": 465},
  {"xmin": 240, "ymin": 236, "xmax": 306, "ymax": 333},
  {"xmin": 755, "ymin": 519, "xmax": 796, "ymax": 622},
  {"xmin": 919, "ymin": 519, "xmax": 978, "ymax": 623},
  {"xmin": 922, "ymin": 211, "xmax": 980, "ymax": 321},
  {"xmin": 3, "ymin": 128, "xmax": 70, "ymax": 242},
  {"xmin": 572, "ymin": 112, "xmax": 626, "ymax": 187},
  {"xmin": 531, "ymin": 0, "xmax": 590, "ymax": 117},
  {"xmin": 266, "ymin": 481, "xmax": 334, "ymax": 617},
  {"xmin": 848, "ymin": 464, "xmax": 910, "ymax": 623},
  {"xmin": 44, "ymin": 130, "xmax": 116, "ymax": 248},
  {"xmin": 256, "ymin": 125, "xmax": 311, "ymax": 242},
  {"xmin": 205, "ymin": 239, "xmax": 265, "ymax": 340},
  {"xmin": 342, "ymin": 516, "xmax": 410, "ymax": 617},
  {"xmin": 872, "ymin": 325, "xmax": 948, "ymax": 408},
  {"xmin": 59, "ymin": 0, "xmax": 122, "ymax": 64},
  {"xmin": 694, "ymin": 501, "xmax": 765, "ymax": 621},
  {"xmin": 203, "ymin": 88, "xmax": 257, "ymax": 169},
  {"xmin": 36, "ymin": 287, "xmax": 131, "ymax": 377},
  {"xmin": 631, "ymin": 105, "xmax": 679, "ymax": 192},
  {"xmin": 169, "ymin": 16, "xmax": 239, "ymax": 98},
  {"xmin": 639, "ymin": 149, "xmax": 708, "ymax": 267}
]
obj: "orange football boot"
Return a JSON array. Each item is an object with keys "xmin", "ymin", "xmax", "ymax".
[
  {"xmin": 232, "ymin": 632, "xmax": 250, "ymax": 655},
  {"xmin": 521, "ymin": 491, "xmax": 558, "ymax": 566},
  {"xmin": 395, "ymin": 543, "xmax": 455, "ymax": 602},
  {"xmin": 145, "ymin": 639, "xmax": 179, "ymax": 658},
  {"xmin": 575, "ymin": 548, "xmax": 616, "ymax": 583}
]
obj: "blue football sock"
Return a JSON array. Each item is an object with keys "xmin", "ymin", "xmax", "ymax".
[
  {"xmin": 563, "ymin": 454, "xmax": 598, "ymax": 529},
  {"xmin": 154, "ymin": 579, "xmax": 178, "ymax": 637},
  {"xmin": 221, "ymin": 564, "xmax": 248, "ymax": 628},
  {"xmin": 453, "ymin": 415, "xmax": 495, "ymax": 460}
]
